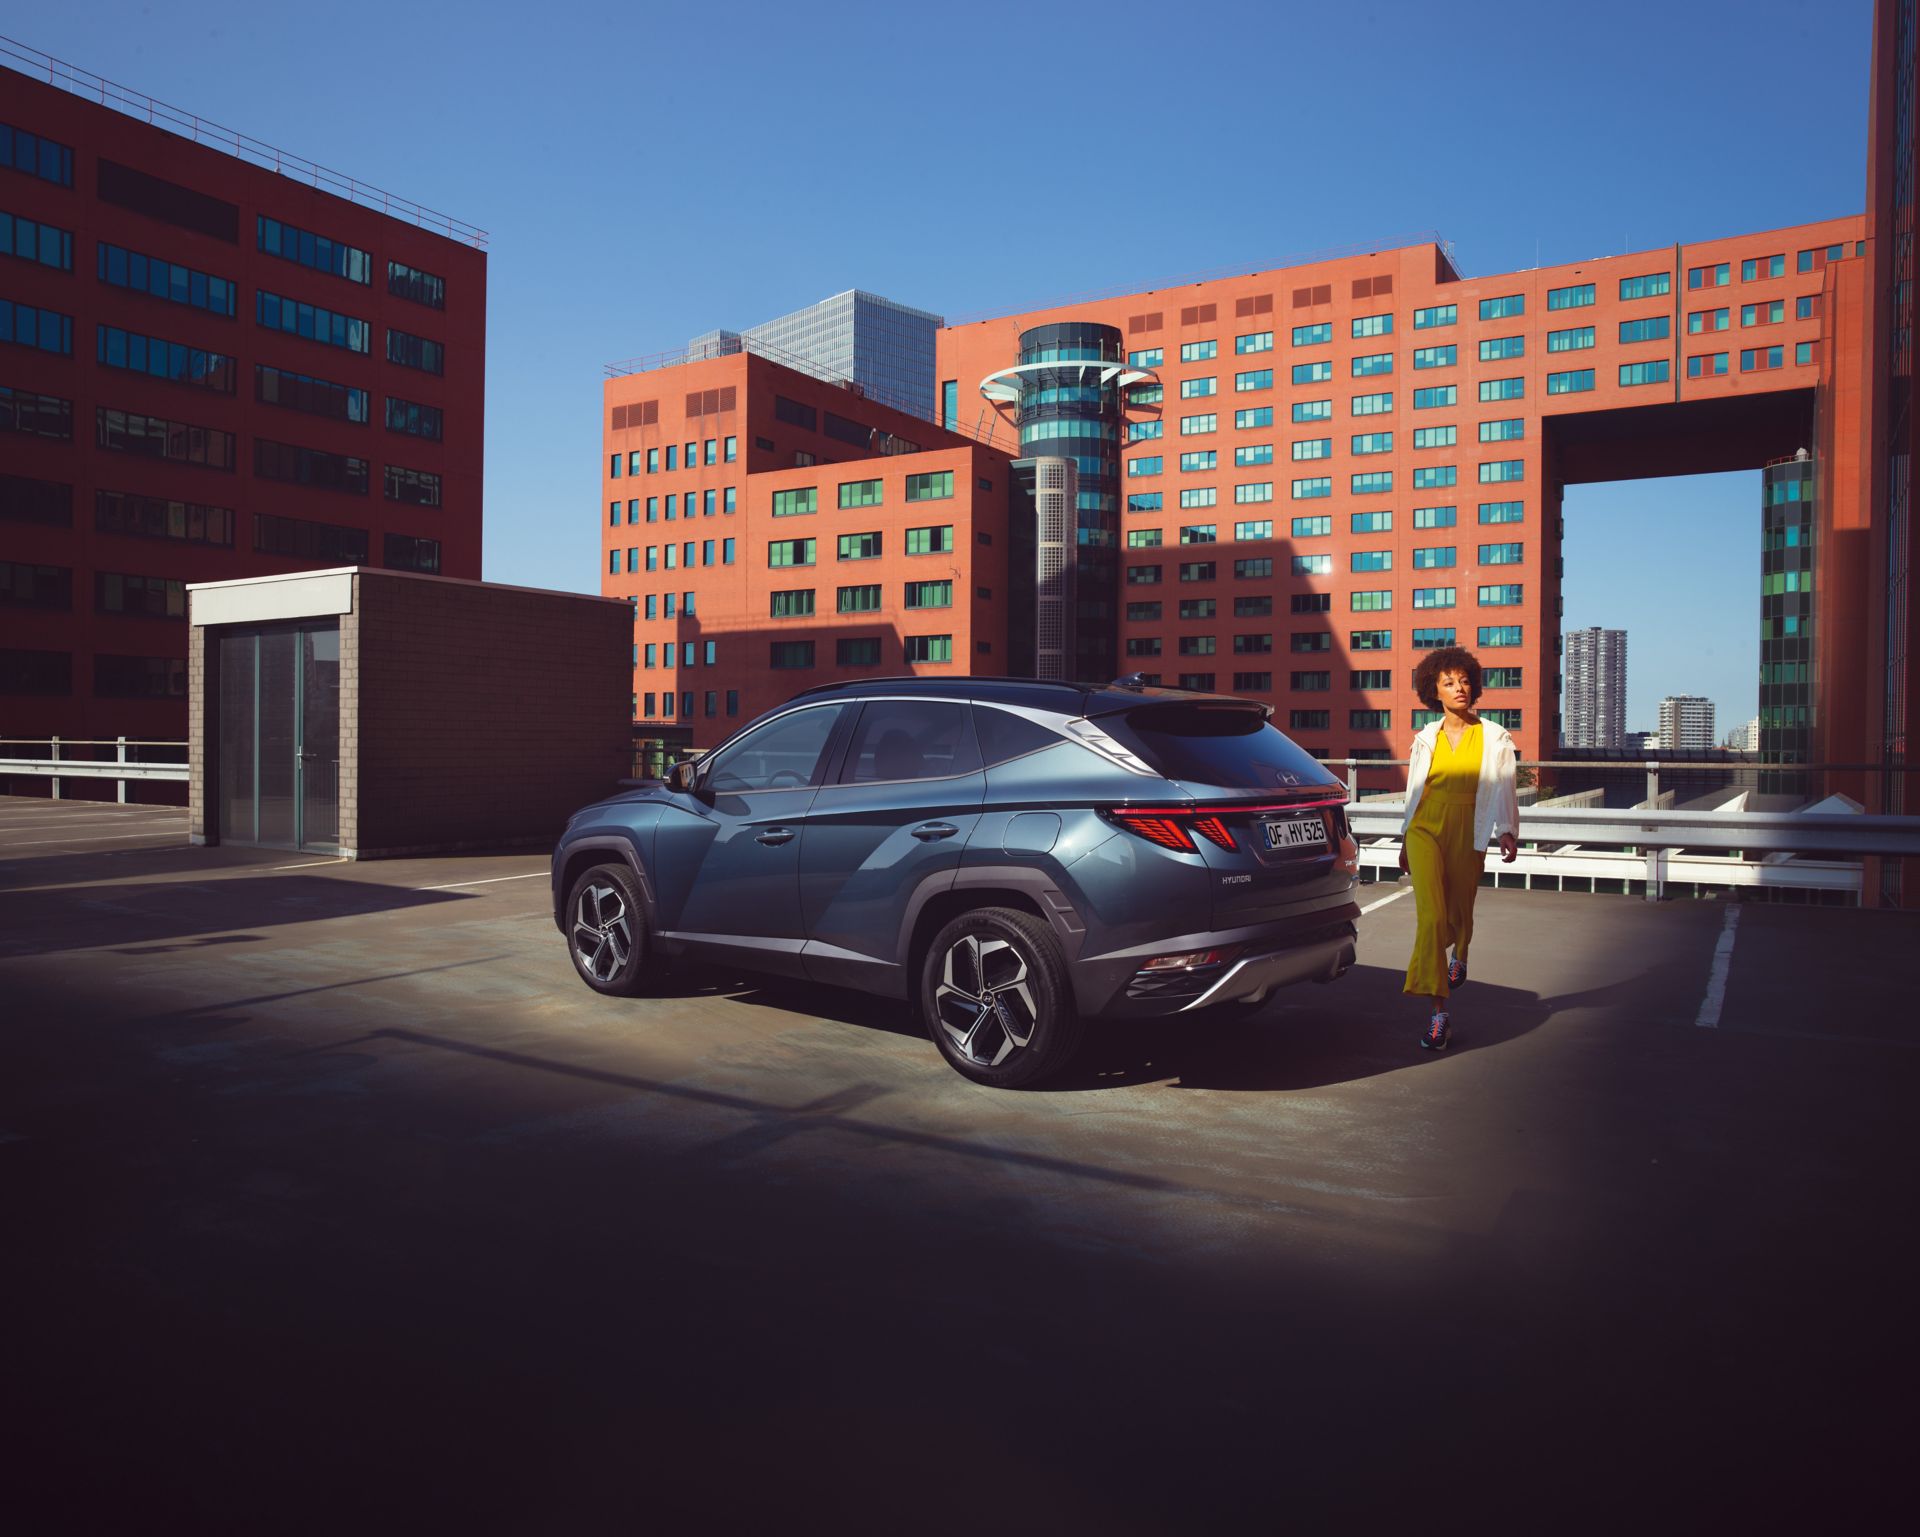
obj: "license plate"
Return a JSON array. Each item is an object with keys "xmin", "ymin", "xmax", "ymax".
[{"xmin": 1262, "ymin": 814, "xmax": 1329, "ymax": 851}]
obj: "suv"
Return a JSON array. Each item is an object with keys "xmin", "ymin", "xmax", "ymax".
[{"xmin": 552, "ymin": 679, "xmax": 1359, "ymax": 1087}]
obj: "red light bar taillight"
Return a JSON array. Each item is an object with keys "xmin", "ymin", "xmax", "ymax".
[{"xmin": 1108, "ymin": 807, "xmax": 1237, "ymax": 852}]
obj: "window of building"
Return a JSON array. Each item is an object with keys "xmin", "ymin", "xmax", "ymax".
[
  {"xmin": 0, "ymin": 298, "xmax": 72, "ymax": 355},
  {"xmin": 1741, "ymin": 253, "xmax": 1787, "ymax": 281},
  {"xmin": 838, "ymin": 478, "xmax": 882, "ymax": 508},
  {"xmin": 1292, "ymin": 515, "xmax": 1332, "ymax": 538},
  {"xmin": 1291, "ymin": 476, "xmax": 1331, "ymax": 499},
  {"xmin": 1291, "ymin": 322, "xmax": 1332, "ymax": 346},
  {"xmin": 1478, "ymin": 501, "xmax": 1524, "ymax": 525},
  {"xmin": 1413, "ymin": 385, "xmax": 1456, "ymax": 409},
  {"xmin": 770, "ymin": 588, "xmax": 815, "ymax": 618},
  {"xmin": 1413, "ymin": 545, "xmax": 1456, "ymax": 569},
  {"xmin": 1351, "ymin": 550, "xmax": 1391, "ymax": 572},
  {"xmin": 904, "ymin": 634, "xmax": 952, "ymax": 664},
  {"xmin": 1291, "ymin": 632, "xmax": 1332, "ymax": 653},
  {"xmin": 1351, "ymin": 392, "xmax": 1393, "ymax": 416},
  {"xmin": 1128, "ymin": 420, "xmax": 1163, "ymax": 442},
  {"xmin": 1688, "ymin": 262, "xmax": 1731, "ymax": 288},
  {"xmin": 1292, "ymin": 670, "xmax": 1330, "ymax": 691},
  {"xmin": 772, "ymin": 487, "xmax": 817, "ymax": 518},
  {"xmin": 1412, "ymin": 345, "xmax": 1456, "ymax": 369},
  {"xmin": 1292, "ymin": 438, "xmax": 1331, "ymax": 462},
  {"xmin": 1620, "ymin": 272, "xmax": 1672, "ymax": 300},
  {"xmin": 1546, "ymin": 369, "xmax": 1595, "ymax": 394},
  {"xmin": 1479, "ymin": 625, "xmax": 1524, "ymax": 647},
  {"xmin": 1289, "ymin": 401, "xmax": 1329, "ymax": 423},
  {"xmin": 1412, "ymin": 505, "xmax": 1457, "ymax": 529},
  {"xmin": 1235, "ymin": 330, "xmax": 1274, "ymax": 354},
  {"xmin": 384, "ymin": 465, "xmax": 441, "ymax": 507},
  {"xmin": 1478, "ymin": 294, "xmax": 1524, "ymax": 320},
  {"xmin": 1479, "ymin": 336, "xmax": 1525, "ymax": 362},
  {"xmin": 906, "ymin": 470, "xmax": 954, "ymax": 501},
  {"xmin": 1478, "ymin": 584, "xmax": 1523, "ymax": 606},
  {"xmin": 1351, "ymin": 352, "xmax": 1393, "ymax": 377},
  {"xmin": 1413, "ymin": 304, "xmax": 1456, "ymax": 329},
  {"xmin": 1128, "ymin": 564, "xmax": 1163, "ymax": 585},
  {"xmin": 1179, "ymin": 597, "xmax": 1215, "ymax": 619},
  {"xmin": 1128, "ymin": 492, "xmax": 1164, "ymax": 512},
  {"xmin": 1180, "ymin": 339, "xmax": 1217, "ymax": 362},
  {"xmin": 1293, "ymin": 554, "xmax": 1333, "ymax": 576},
  {"xmin": 1127, "ymin": 601, "xmax": 1162, "ymax": 621},
  {"xmin": 1547, "ymin": 283, "xmax": 1595, "ymax": 310},
  {"xmin": 1351, "ymin": 629, "xmax": 1391, "ymax": 651},
  {"xmin": 1233, "ymin": 484, "xmax": 1273, "ymax": 507},
  {"xmin": 1687, "ymin": 352, "xmax": 1730, "ymax": 377},
  {"xmin": 1129, "ymin": 455, "xmax": 1163, "ymax": 477},
  {"xmin": 1234, "ymin": 368, "xmax": 1273, "ymax": 392},
  {"xmin": 1739, "ymin": 346, "xmax": 1784, "ymax": 372},
  {"xmin": 1179, "ymin": 561, "xmax": 1216, "ymax": 581},
  {"xmin": 1128, "ymin": 347, "xmax": 1163, "ymax": 368},
  {"xmin": 1352, "ymin": 313, "xmax": 1393, "ymax": 338},
  {"xmin": 769, "ymin": 641, "xmax": 815, "ymax": 670},
  {"xmin": 1181, "ymin": 376, "xmax": 1218, "ymax": 398},
  {"xmin": 1413, "ymin": 588, "xmax": 1456, "ymax": 609},
  {"xmin": 906, "ymin": 525, "xmax": 953, "ymax": 554},
  {"xmin": 1479, "ymin": 377, "xmax": 1524, "ymax": 402},
  {"xmin": 1179, "ymin": 413, "xmax": 1218, "ymax": 435},
  {"xmin": 1291, "ymin": 361, "xmax": 1332, "ymax": 385},
  {"xmin": 1412, "ymin": 465, "xmax": 1455, "ymax": 489},
  {"xmin": 1546, "ymin": 326, "xmax": 1595, "ymax": 353},
  {"xmin": 1289, "ymin": 710, "xmax": 1329, "ymax": 730},
  {"xmin": 258, "ymin": 215, "xmax": 371, "ymax": 284},
  {"xmin": 385, "ymin": 328, "xmax": 443, "ymax": 374},
  {"xmin": 1235, "ymin": 444, "xmax": 1274, "ymax": 466},
  {"xmin": 1619, "ymin": 360, "xmax": 1670, "ymax": 387},
  {"xmin": 1236, "ymin": 557, "xmax": 1273, "ymax": 579},
  {"xmin": 0, "ymin": 209, "xmax": 73, "ymax": 272},
  {"xmin": 905, "ymin": 579, "xmax": 952, "ymax": 609},
  {"xmin": 1352, "ymin": 431, "xmax": 1393, "ymax": 455},
  {"xmin": 1180, "ymin": 523, "xmax": 1216, "ymax": 544},
  {"xmin": 1237, "ymin": 406, "xmax": 1276, "ymax": 428},
  {"xmin": 768, "ymin": 537, "xmax": 815, "ymax": 567},
  {"xmin": 1179, "ymin": 450, "xmax": 1217, "ymax": 472},
  {"xmin": 1179, "ymin": 635, "xmax": 1216, "ymax": 656}
]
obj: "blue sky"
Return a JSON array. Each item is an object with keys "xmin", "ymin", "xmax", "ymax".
[{"xmin": 12, "ymin": 0, "xmax": 1873, "ymax": 734}]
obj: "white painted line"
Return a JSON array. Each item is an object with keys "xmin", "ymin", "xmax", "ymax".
[
  {"xmin": 1360, "ymin": 885, "xmax": 1413, "ymax": 915},
  {"xmin": 0, "ymin": 829, "xmax": 186, "ymax": 848},
  {"xmin": 0, "ymin": 817, "xmax": 187, "ymax": 832},
  {"xmin": 267, "ymin": 859, "xmax": 347, "ymax": 871},
  {"xmin": 415, "ymin": 872, "xmax": 546, "ymax": 892},
  {"xmin": 1695, "ymin": 904, "xmax": 1742, "ymax": 1028}
]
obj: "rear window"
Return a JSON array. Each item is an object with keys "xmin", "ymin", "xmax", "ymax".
[{"xmin": 1099, "ymin": 702, "xmax": 1340, "ymax": 791}]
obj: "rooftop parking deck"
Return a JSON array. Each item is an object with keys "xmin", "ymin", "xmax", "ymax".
[{"xmin": 1, "ymin": 795, "xmax": 1912, "ymax": 1530}]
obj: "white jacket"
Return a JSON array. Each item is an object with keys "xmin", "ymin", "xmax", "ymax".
[{"xmin": 1397, "ymin": 717, "xmax": 1522, "ymax": 850}]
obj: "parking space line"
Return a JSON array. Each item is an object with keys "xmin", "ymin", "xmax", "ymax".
[
  {"xmin": 415, "ymin": 872, "xmax": 546, "ymax": 892},
  {"xmin": 1695, "ymin": 904, "xmax": 1742, "ymax": 1028},
  {"xmin": 267, "ymin": 859, "xmax": 347, "ymax": 871},
  {"xmin": 0, "ymin": 829, "xmax": 187, "ymax": 848},
  {"xmin": 1360, "ymin": 885, "xmax": 1412, "ymax": 915}
]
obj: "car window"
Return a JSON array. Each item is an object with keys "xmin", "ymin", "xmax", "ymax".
[
  {"xmin": 704, "ymin": 705, "xmax": 842, "ymax": 793},
  {"xmin": 1099, "ymin": 702, "xmax": 1340, "ymax": 791},
  {"xmin": 840, "ymin": 699, "xmax": 980, "ymax": 783},
  {"xmin": 973, "ymin": 705, "xmax": 1065, "ymax": 766}
]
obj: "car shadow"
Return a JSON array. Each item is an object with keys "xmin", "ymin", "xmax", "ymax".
[{"xmin": 634, "ymin": 963, "xmax": 929, "ymax": 1042}]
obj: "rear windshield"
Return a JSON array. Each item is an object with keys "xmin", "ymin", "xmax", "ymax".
[{"xmin": 1100, "ymin": 702, "xmax": 1341, "ymax": 792}]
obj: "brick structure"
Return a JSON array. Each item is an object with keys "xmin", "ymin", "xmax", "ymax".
[{"xmin": 189, "ymin": 569, "xmax": 628, "ymax": 857}]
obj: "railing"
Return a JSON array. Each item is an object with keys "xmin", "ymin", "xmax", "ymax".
[
  {"xmin": 1337, "ymin": 758, "xmax": 1920, "ymax": 901},
  {"xmin": 0, "ymin": 36, "xmax": 488, "ymax": 248},
  {"xmin": 0, "ymin": 738, "xmax": 189, "ymax": 801}
]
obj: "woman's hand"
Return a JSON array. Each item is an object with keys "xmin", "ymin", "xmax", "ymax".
[
  {"xmin": 1498, "ymin": 833, "xmax": 1518, "ymax": 864},
  {"xmin": 1398, "ymin": 844, "xmax": 1409, "ymax": 876}
]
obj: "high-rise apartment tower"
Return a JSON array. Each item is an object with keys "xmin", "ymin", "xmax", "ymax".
[{"xmin": 1563, "ymin": 626, "xmax": 1628, "ymax": 749}]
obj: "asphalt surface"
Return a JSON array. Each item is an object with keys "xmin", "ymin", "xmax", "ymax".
[{"xmin": 1, "ymin": 795, "xmax": 1912, "ymax": 1532}]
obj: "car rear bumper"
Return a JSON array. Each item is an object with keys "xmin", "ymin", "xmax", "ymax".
[{"xmin": 1072, "ymin": 911, "xmax": 1358, "ymax": 1018}]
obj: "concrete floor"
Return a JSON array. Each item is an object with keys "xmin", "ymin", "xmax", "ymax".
[{"xmin": 1, "ymin": 795, "xmax": 1912, "ymax": 1531}]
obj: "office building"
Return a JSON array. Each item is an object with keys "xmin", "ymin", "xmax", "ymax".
[
  {"xmin": 686, "ymin": 290, "xmax": 943, "ymax": 424},
  {"xmin": 602, "ymin": 347, "xmax": 1012, "ymax": 753},
  {"xmin": 1, "ymin": 53, "xmax": 487, "ymax": 750},
  {"xmin": 1659, "ymin": 695, "xmax": 1716, "ymax": 751},
  {"xmin": 1563, "ymin": 626, "xmax": 1628, "ymax": 749}
]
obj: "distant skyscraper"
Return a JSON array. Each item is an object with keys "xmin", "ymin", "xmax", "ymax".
[
  {"xmin": 687, "ymin": 290, "xmax": 943, "ymax": 422},
  {"xmin": 1659, "ymin": 696, "xmax": 1716, "ymax": 751},
  {"xmin": 1563, "ymin": 627, "xmax": 1628, "ymax": 749}
]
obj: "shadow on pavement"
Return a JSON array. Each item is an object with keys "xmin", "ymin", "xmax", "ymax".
[{"xmin": 0, "ymin": 874, "xmax": 476, "ymax": 958}]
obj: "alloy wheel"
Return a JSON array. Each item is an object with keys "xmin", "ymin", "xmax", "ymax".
[
  {"xmin": 572, "ymin": 881, "xmax": 633, "ymax": 983},
  {"xmin": 934, "ymin": 933, "xmax": 1040, "ymax": 1067}
]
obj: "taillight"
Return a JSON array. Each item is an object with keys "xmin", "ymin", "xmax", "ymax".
[{"xmin": 1108, "ymin": 807, "xmax": 1237, "ymax": 852}]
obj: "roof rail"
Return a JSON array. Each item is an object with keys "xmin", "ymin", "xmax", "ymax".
[{"xmin": 785, "ymin": 674, "xmax": 1094, "ymax": 700}]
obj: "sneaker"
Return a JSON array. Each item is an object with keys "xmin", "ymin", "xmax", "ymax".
[
  {"xmin": 1420, "ymin": 1012, "xmax": 1452, "ymax": 1052},
  {"xmin": 1447, "ymin": 955, "xmax": 1467, "ymax": 988}
]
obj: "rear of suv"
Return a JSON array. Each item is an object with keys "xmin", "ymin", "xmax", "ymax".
[{"xmin": 553, "ymin": 679, "xmax": 1359, "ymax": 1087}]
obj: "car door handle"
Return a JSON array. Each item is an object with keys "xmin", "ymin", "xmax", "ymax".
[
  {"xmin": 755, "ymin": 827, "xmax": 795, "ymax": 846},
  {"xmin": 912, "ymin": 822, "xmax": 958, "ymax": 841}
]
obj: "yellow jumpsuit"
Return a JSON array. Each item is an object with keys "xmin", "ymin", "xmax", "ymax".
[{"xmin": 1403, "ymin": 723, "xmax": 1484, "ymax": 1000}]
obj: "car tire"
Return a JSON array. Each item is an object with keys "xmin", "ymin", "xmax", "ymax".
[
  {"xmin": 565, "ymin": 862, "xmax": 652, "ymax": 996},
  {"xmin": 921, "ymin": 906, "xmax": 1083, "ymax": 1089}
]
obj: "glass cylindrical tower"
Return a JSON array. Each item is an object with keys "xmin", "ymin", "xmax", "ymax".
[{"xmin": 1015, "ymin": 322, "xmax": 1124, "ymax": 682}]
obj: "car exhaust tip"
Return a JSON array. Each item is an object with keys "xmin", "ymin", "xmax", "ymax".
[{"xmin": 1313, "ymin": 943, "xmax": 1356, "ymax": 984}]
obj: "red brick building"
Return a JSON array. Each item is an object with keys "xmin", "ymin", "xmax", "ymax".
[
  {"xmin": 1, "ymin": 57, "xmax": 486, "ymax": 750},
  {"xmin": 601, "ymin": 349, "xmax": 1013, "ymax": 756}
]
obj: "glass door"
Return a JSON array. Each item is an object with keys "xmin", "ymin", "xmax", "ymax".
[{"xmin": 216, "ymin": 621, "xmax": 340, "ymax": 852}]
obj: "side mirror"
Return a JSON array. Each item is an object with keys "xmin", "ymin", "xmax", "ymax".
[{"xmin": 667, "ymin": 760, "xmax": 698, "ymax": 793}]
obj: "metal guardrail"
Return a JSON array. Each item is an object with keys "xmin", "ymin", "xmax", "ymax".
[
  {"xmin": 0, "ymin": 738, "xmax": 188, "ymax": 801},
  {"xmin": 1345, "ymin": 802, "xmax": 1920, "ymax": 901}
]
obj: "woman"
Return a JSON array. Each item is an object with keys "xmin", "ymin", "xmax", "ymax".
[{"xmin": 1397, "ymin": 646, "xmax": 1520, "ymax": 1051}]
